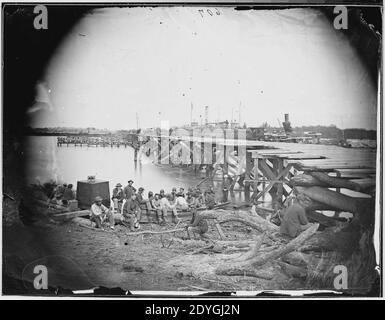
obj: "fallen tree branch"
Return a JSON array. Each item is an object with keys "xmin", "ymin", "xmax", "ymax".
[
  {"xmin": 215, "ymin": 223, "xmax": 319, "ymax": 276},
  {"xmin": 240, "ymin": 232, "xmax": 266, "ymax": 261},
  {"xmin": 249, "ymin": 223, "xmax": 319, "ymax": 267},
  {"xmin": 126, "ymin": 228, "xmax": 186, "ymax": 236},
  {"xmin": 215, "ymin": 267, "xmax": 275, "ymax": 280}
]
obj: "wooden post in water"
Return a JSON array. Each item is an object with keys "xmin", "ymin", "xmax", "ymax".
[
  {"xmin": 244, "ymin": 151, "xmax": 252, "ymax": 201},
  {"xmin": 253, "ymin": 157, "xmax": 259, "ymax": 199}
]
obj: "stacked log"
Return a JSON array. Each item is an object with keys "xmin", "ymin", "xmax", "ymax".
[
  {"xmin": 288, "ymin": 171, "xmax": 377, "ymax": 292},
  {"xmin": 290, "ymin": 172, "xmax": 375, "ymax": 228}
]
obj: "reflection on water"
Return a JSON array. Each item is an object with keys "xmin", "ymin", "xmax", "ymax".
[{"xmin": 24, "ymin": 136, "xmax": 219, "ymax": 197}]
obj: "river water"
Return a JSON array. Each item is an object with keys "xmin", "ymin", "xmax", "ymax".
[
  {"xmin": 23, "ymin": 136, "xmax": 376, "ymax": 201},
  {"xmin": 23, "ymin": 136, "xmax": 207, "ymax": 196}
]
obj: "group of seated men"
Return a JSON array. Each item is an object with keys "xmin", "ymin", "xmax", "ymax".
[{"xmin": 90, "ymin": 180, "xmax": 217, "ymax": 232}]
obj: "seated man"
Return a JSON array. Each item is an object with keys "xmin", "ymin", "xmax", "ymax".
[
  {"xmin": 279, "ymin": 200, "xmax": 313, "ymax": 238},
  {"xmin": 204, "ymin": 189, "xmax": 216, "ymax": 210},
  {"xmin": 149, "ymin": 193, "xmax": 163, "ymax": 224},
  {"xmin": 160, "ymin": 193, "xmax": 181, "ymax": 224},
  {"xmin": 186, "ymin": 192, "xmax": 196, "ymax": 208},
  {"xmin": 194, "ymin": 191, "xmax": 205, "ymax": 208},
  {"xmin": 90, "ymin": 196, "xmax": 115, "ymax": 230},
  {"xmin": 122, "ymin": 194, "xmax": 141, "ymax": 231},
  {"xmin": 175, "ymin": 195, "xmax": 189, "ymax": 211},
  {"xmin": 136, "ymin": 187, "xmax": 147, "ymax": 216},
  {"xmin": 185, "ymin": 207, "xmax": 209, "ymax": 240},
  {"xmin": 170, "ymin": 188, "xmax": 177, "ymax": 203}
]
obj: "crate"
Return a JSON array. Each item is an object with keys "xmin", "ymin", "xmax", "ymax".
[{"xmin": 76, "ymin": 180, "xmax": 110, "ymax": 209}]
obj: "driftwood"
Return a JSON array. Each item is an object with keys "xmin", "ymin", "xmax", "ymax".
[
  {"xmin": 239, "ymin": 232, "xmax": 266, "ymax": 261},
  {"xmin": 298, "ymin": 223, "xmax": 362, "ymax": 255},
  {"xmin": 215, "ymin": 224, "xmax": 319, "ymax": 277},
  {"xmin": 35, "ymin": 199, "xmax": 70, "ymax": 211},
  {"xmin": 249, "ymin": 223, "xmax": 319, "ymax": 267},
  {"xmin": 72, "ymin": 217, "xmax": 95, "ymax": 228},
  {"xmin": 215, "ymin": 267, "xmax": 275, "ymax": 280},
  {"xmin": 306, "ymin": 211, "xmax": 339, "ymax": 227},
  {"xmin": 126, "ymin": 228, "xmax": 186, "ymax": 236},
  {"xmin": 281, "ymin": 251, "xmax": 311, "ymax": 267},
  {"xmin": 295, "ymin": 186, "xmax": 361, "ymax": 214},
  {"xmin": 297, "ymin": 194, "xmax": 340, "ymax": 212},
  {"xmin": 199, "ymin": 210, "xmax": 279, "ymax": 234},
  {"xmin": 309, "ymin": 172, "xmax": 362, "ymax": 192},
  {"xmin": 214, "ymin": 223, "xmax": 226, "ymax": 239},
  {"xmin": 70, "ymin": 217, "xmax": 114, "ymax": 233},
  {"xmin": 291, "ymin": 172, "xmax": 362, "ymax": 192},
  {"xmin": 277, "ymin": 261, "xmax": 307, "ymax": 278},
  {"xmin": 52, "ymin": 210, "xmax": 90, "ymax": 221},
  {"xmin": 290, "ymin": 174, "xmax": 330, "ymax": 188}
]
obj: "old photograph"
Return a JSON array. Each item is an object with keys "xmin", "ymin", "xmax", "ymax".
[{"xmin": 2, "ymin": 3, "xmax": 382, "ymax": 297}]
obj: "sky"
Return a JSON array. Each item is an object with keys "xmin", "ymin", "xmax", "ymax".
[{"xmin": 28, "ymin": 7, "xmax": 378, "ymax": 130}]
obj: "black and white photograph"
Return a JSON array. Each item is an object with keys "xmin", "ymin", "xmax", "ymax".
[{"xmin": 1, "ymin": 1, "xmax": 382, "ymax": 299}]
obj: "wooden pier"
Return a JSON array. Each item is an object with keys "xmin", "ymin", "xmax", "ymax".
[
  {"xmin": 57, "ymin": 132, "xmax": 377, "ymax": 218},
  {"xmin": 56, "ymin": 136, "xmax": 136, "ymax": 148}
]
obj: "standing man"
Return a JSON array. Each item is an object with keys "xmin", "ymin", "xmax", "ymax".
[
  {"xmin": 136, "ymin": 187, "xmax": 147, "ymax": 219},
  {"xmin": 222, "ymin": 175, "xmax": 231, "ymax": 203},
  {"xmin": 62, "ymin": 184, "xmax": 75, "ymax": 206},
  {"xmin": 112, "ymin": 183, "xmax": 124, "ymax": 213},
  {"xmin": 124, "ymin": 180, "xmax": 135, "ymax": 200},
  {"xmin": 90, "ymin": 196, "xmax": 115, "ymax": 230}
]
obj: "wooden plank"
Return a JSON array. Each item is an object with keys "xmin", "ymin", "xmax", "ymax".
[
  {"xmin": 258, "ymin": 151, "xmax": 303, "ymax": 155},
  {"xmin": 350, "ymin": 178, "xmax": 376, "ymax": 188},
  {"xmin": 304, "ymin": 164, "xmax": 374, "ymax": 170},
  {"xmin": 298, "ymin": 160, "xmax": 376, "ymax": 166},
  {"xmin": 288, "ymin": 159, "xmax": 375, "ymax": 170},
  {"xmin": 250, "ymin": 151, "xmax": 303, "ymax": 158},
  {"xmin": 333, "ymin": 172, "xmax": 374, "ymax": 179},
  {"xmin": 258, "ymin": 159, "xmax": 276, "ymax": 180},
  {"xmin": 283, "ymin": 155, "xmax": 326, "ymax": 160},
  {"xmin": 253, "ymin": 164, "xmax": 293, "ymax": 201},
  {"xmin": 336, "ymin": 168, "xmax": 377, "ymax": 174}
]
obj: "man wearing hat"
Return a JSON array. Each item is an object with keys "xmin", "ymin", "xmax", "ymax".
[
  {"xmin": 185, "ymin": 207, "xmax": 209, "ymax": 240},
  {"xmin": 170, "ymin": 187, "xmax": 177, "ymax": 203},
  {"xmin": 205, "ymin": 187, "xmax": 216, "ymax": 210},
  {"xmin": 222, "ymin": 175, "xmax": 231, "ymax": 203},
  {"xmin": 124, "ymin": 180, "xmax": 135, "ymax": 200},
  {"xmin": 112, "ymin": 183, "xmax": 124, "ymax": 213},
  {"xmin": 136, "ymin": 187, "xmax": 147, "ymax": 218},
  {"xmin": 90, "ymin": 196, "xmax": 115, "ymax": 230},
  {"xmin": 122, "ymin": 193, "xmax": 141, "ymax": 231}
]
